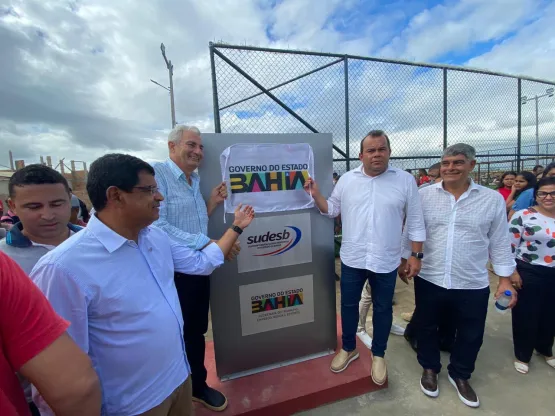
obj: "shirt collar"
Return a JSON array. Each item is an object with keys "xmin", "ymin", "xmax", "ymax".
[
  {"xmin": 164, "ymin": 158, "xmax": 198, "ymax": 182},
  {"xmin": 87, "ymin": 214, "xmax": 149, "ymax": 254},
  {"xmin": 355, "ymin": 164, "xmax": 396, "ymax": 177},
  {"xmin": 435, "ymin": 179, "xmax": 480, "ymax": 193},
  {"xmin": 6, "ymin": 222, "xmax": 82, "ymax": 248}
]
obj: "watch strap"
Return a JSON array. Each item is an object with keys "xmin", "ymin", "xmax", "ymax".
[{"xmin": 231, "ymin": 225, "xmax": 243, "ymax": 235}]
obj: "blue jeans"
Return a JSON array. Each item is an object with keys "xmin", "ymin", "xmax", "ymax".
[{"xmin": 340, "ymin": 262, "xmax": 397, "ymax": 357}]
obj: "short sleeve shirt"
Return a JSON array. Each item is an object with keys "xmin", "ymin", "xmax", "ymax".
[
  {"xmin": 509, "ymin": 208, "xmax": 555, "ymax": 267},
  {"xmin": 0, "ymin": 252, "xmax": 69, "ymax": 416}
]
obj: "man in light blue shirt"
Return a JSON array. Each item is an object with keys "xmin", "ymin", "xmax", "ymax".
[
  {"xmin": 31, "ymin": 153, "xmax": 255, "ymax": 416},
  {"xmin": 152, "ymin": 125, "xmax": 235, "ymax": 411}
]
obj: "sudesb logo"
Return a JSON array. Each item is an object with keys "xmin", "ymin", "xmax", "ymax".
[{"xmin": 246, "ymin": 226, "xmax": 302, "ymax": 256}]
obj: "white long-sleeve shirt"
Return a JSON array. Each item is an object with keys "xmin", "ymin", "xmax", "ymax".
[
  {"xmin": 322, "ymin": 165, "xmax": 426, "ymax": 273},
  {"xmin": 406, "ymin": 181, "xmax": 515, "ymax": 290}
]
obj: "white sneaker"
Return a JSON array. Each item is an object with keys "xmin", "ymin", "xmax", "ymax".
[
  {"xmin": 390, "ymin": 323, "xmax": 406, "ymax": 336},
  {"xmin": 356, "ymin": 330, "xmax": 373, "ymax": 349}
]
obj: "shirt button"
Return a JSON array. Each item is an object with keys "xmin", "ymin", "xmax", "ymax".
[{"xmin": 149, "ymin": 247, "xmax": 153, "ymax": 252}]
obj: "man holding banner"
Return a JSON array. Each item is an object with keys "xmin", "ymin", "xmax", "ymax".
[
  {"xmin": 304, "ymin": 130, "xmax": 426, "ymax": 385},
  {"xmin": 153, "ymin": 125, "xmax": 234, "ymax": 412}
]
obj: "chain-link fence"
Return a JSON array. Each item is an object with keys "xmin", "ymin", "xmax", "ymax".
[{"xmin": 209, "ymin": 43, "xmax": 555, "ymax": 183}]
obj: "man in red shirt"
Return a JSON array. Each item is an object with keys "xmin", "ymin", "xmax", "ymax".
[{"xmin": 0, "ymin": 252, "xmax": 101, "ymax": 415}]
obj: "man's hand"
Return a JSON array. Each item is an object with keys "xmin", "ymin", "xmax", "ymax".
[
  {"xmin": 405, "ymin": 256, "xmax": 421, "ymax": 279},
  {"xmin": 303, "ymin": 177, "xmax": 320, "ymax": 197},
  {"xmin": 398, "ymin": 258, "xmax": 410, "ymax": 284},
  {"xmin": 210, "ymin": 182, "xmax": 227, "ymax": 205},
  {"xmin": 495, "ymin": 277, "xmax": 518, "ymax": 309},
  {"xmin": 233, "ymin": 204, "xmax": 255, "ymax": 229},
  {"xmin": 225, "ymin": 241, "xmax": 241, "ymax": 261},
  {"xmin": 510, "ymin": 270, "xmax": 523, "ymax": 290},
  {"xmin": 207, "ymin": 182, "xmax": 228, "ymax": 216}
]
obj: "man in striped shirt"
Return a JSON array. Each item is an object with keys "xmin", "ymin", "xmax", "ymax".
[{"xmin": 153, "ymin": 125, "xmax": 235, "ymax": 412}]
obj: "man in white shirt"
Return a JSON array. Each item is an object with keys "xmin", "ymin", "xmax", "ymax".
[
  {"xmin": 404, "ymin": 143, "xmax": 516, "ymax": 408},
  {"xmin": 304, "ymin": 130, "xmax": 426, "ymax": 385}
]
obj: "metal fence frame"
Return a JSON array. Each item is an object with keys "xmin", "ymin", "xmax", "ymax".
[{"xmin": 209, "ymin": 42, "xmax": 555, "ymax": 173}]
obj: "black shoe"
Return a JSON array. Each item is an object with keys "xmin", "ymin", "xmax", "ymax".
[
  {"xmin": 193, "ymin": 387, "xmax": 228, "ymax": 412},
  {"xmin": 448, "ymin": 375, "xmax": 479, "ymax": 408},
  {"xmin": 420, "ymin": 369, "xmax": 439, "ymax": 398}
]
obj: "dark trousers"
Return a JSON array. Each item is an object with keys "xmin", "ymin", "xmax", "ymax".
[
  {"xmin": 174, "ymin": 272, "xmax": 211, "ymax": 396},
  {"xmin": 415, "ymin": 276, "xmax": 489, "ymax": 380},
  {"xmin": 405, "ymin": 301, "xmax": 456, "ymax": 352},
  {"xmin": 29, "ymin": 402, "xmax": 40, "ymax": 416},
  {"xmin": 340, "ymin": 262, "xmax": 397, "ymax": 357},
  {"xmin": 512, "ymin": 260, "xmax": 555, "ymax": 363}
]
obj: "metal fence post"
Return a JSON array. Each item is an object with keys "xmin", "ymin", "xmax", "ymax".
[
  {"xmin": 517, "ymin": 78, "xmax": 522, "ymax": 170},
  {"xmin": 344, "ymin": 56, "xmax": 350, "ymax": 172},
  {"xmin": 443, "ymin": 68, "xmax": 448, "ymax": 150},
  {"xmin": 487, "ymin": 151, "xmax": 490, "ymax": 184},
  {"xmin": 209, "ymin": 42, "xmax": 222, "ymax": 133}
]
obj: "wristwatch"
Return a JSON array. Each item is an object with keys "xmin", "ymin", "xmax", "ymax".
[
  {"xmin": 411, "ymin": 252, "xmax": 424, "ymax": 259},
  {"xmin": 231, "ymin": 224, "xmax": 243, "ymax": 235}
]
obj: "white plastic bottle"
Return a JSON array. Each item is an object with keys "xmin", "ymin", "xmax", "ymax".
[{"xmin": 495, "ymin": 290, "xmax": 512, "ymax": 315}]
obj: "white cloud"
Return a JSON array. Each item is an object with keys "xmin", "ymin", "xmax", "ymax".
[
  {"xmin": 378, "ymin": 0, "xmax": 544, "ymax": 61},
  {"xmin": 0, "ymin": 0, "xmax": 554, "ymax": 174}
]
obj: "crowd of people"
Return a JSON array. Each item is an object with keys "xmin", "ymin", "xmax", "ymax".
[{"xmin": 1, "ymin": 126, "xmax": 554, "ymax": 415}]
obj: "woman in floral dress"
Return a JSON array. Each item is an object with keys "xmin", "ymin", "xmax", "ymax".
[{"xmin": 509, "ymin": 176, "xmax": 555, "ymax": 374}]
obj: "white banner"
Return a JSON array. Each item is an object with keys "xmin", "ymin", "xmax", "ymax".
[
  {"xmin": 237, "ymin": 213, "xmax": 312, "ymax": 274},
  {"xmin": 239, "ymin": 275, "xmax": 315, "ymax": 336},
  {"xmin": 220, "ymin": 143, "xmax": 315, "ymax": 214}
]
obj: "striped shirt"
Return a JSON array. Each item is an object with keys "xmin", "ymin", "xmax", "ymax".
[{"xmin": 152, "ymin": 159, "xmax": 210, "ymax": 250}]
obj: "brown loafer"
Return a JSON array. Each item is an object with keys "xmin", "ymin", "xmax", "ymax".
[
  {"xmin": 448, "ymin": 375, "xmax": 479, "ymax": 408},
  {"xmin": 420, "ymin": 369, "xmax": 439, "ymax": 398}
]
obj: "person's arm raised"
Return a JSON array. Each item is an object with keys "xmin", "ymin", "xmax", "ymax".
[
  {"xmin": 303, "ymin": 178, "xmax": 328, "ymax": 213},
  {"xmin": 215, "ymin": 204, "xmax": 255, "ymax": 257}
]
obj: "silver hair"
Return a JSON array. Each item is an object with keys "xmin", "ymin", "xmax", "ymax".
[
  {"xmin": 168, "ymin": 125, "xmax": 201, "ymax": 144},
  {"xmin": 442, "ymin": 143, "xmax": 476, "ymax": 161}
]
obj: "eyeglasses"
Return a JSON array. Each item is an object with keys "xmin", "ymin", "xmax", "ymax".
[
  {"xmin": 133, "ymin": 186, "xmax": 160, "ymax": 195},
  {"xmin": 536, "ymin": 191, "xmax": 555, "ymax": 199}
]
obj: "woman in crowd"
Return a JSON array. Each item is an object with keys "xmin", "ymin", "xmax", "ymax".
[
  {"xmin": 0, "ymin": 199, "xmax": 19, "ymax": 228},
  {"xmin": 509, "ymin": 176, "xmax": 555, "ymax": 374},
  {"xmin": 510, "ymin": 163, "xmax": 555, "ymax": 218},
  {"xmin": 544, "ymin": 162, "xmax": 555, "ymax": 179},
  {"xmin": 505, "ymin": 172, "xmax": 536, "ymax": 213},
  {"xmin": 417, "ymin": 168, "xmax": 429, "ymax": 186},
  {"xmin": 497, "ymin": 171, "xmax": 517, "ymax": 201}
]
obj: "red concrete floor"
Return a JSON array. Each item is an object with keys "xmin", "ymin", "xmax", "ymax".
[{"xmin": 195, "ymin": 322, "xmax": 386, "ymax": 416}]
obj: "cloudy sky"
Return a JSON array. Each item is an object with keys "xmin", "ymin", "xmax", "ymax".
[{"xmin": 1, "ymin": 0, "xmax": 555, "ymax": 171}]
